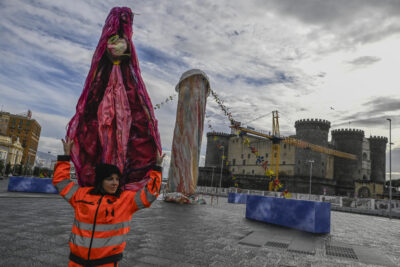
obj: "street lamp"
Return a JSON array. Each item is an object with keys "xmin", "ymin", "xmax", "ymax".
[
  {"xmin": 219, "ymin": 146, "xmax": 225, "ymax": 191},
  {"xmin": 387, "ymin": 118, "xmax": 392, "ymax": 219},
  {"xmin": 307, "ymin": 159, "xmax": 314, "ymax": 200}
]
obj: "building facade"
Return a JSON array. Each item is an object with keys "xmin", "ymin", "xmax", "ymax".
[
  {"xmin": 1, "ymin": 111, "xmax": 41, "ymax": 166},
  {"xmin": 202, "ymin": 118, "xmax": 387, "ymax": 197},
  {"xmin": 0, "ymin": 135, "xmax": 23, "ymax": 166}
]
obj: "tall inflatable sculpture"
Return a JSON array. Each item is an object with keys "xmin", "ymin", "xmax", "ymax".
[
  {"xmin": 66, "ymin": 7, "xmax": 161, "ymax": 191},
  {"xmin": 167, "ymin": 69, "xmax": 210, "ymax": 196}
]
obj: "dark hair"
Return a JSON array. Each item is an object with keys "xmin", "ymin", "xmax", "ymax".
[{"xmin": 89, "ymin": 163, "xmax": 122, "ymax": 197}]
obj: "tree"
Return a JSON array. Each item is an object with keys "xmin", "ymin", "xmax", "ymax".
[
  {"xmin": 33, "ymin": 166, "xmax": 40, "ymax": 176},
  {"xmin": 0, "ymin": 159, "xmax": 4, "ymax": 175},
  {"xmin": 5, "ymin": 163, "xmax": 11, "ymax": 175},
  {"xmin": 386, "ymin": 180, "xmax": 400, "ymax": 189},
  {"xmin": 14, "ymin": 164, "xmax": 22, "ymax": 175}
]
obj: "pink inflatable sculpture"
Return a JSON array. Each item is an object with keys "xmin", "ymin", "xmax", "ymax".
[{"xmin": 67, "ymin": 7, "xmax": 161, "ymax": 191}]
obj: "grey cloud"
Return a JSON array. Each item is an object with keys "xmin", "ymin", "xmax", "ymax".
[
  {"xmin": 332, "ymin": 116, "xmax": 392, "ymax": 128},
  {"xmin": 364, "ymin": 97, "xmax": 400, "ymax": 114},
  {"xmin": 261, "ymin": 0, "xmax": 400, "ymax": 51},
  {"xmin": 336, "ymin": 97, "xmax": 400, "ymax": 121},
  {"xmin": 387, "ymin": 147, "xmax": 400, "ymax": 172},
  {"xmin": 347, "ymin": 56, "xmax": 381, "ymax": 67}
]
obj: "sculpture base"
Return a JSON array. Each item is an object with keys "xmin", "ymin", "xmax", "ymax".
[
  {"xmin": 8, "ymin": 177, "xmax": 58, "ymax": 194},
  {"xmin": 246, "ymin": 195, "xmax": 330, "ymax": 233},
  {"xmin": 228, "ymin": 192, "xmax": 248, "ymax": 204}
]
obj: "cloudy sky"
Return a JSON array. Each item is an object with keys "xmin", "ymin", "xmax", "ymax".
[{"xmin": 0, "ymin": 0, "xmax": 399, "ymax": 174}]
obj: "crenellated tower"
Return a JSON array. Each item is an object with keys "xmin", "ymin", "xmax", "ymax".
[
  {"xmin": 368, "ymin": 136, "xmax": 388, "ymax": 183},
  {"xmin": 294, "ymin": 119, "xmax": 331, "ymax": 178},
  {"xmin": 331, "ymin": 128, "xmax": 364, "ymax": 195},
  {"xmin": 205, "ymin": 132, "xmax": 232, "ymax": 168}
]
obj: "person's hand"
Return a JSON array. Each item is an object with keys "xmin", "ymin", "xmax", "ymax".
[
  {"xmin": 62, "ymin": 137, "xmax": 74, "ymax": 156},
  {"xmin": 156, "ymin": 151, "xmax": 166, "ymax": 167}
]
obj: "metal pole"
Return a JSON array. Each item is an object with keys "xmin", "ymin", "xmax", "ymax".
[
  {"xmin": 387, "ymin": 118, "xmax": 392, "ymax": 219},
  {"xmin": 308, "ymin": 160, "xmax": 314, "ymax": 200},
  {"xmin": 219, "ymin": 146, "xmax": 224, "ymax": 191}
]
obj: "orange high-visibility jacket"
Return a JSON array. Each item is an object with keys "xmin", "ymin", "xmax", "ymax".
[{"xmin": 53, "ymin": 155, "xmax": 162, "ymax": 266}]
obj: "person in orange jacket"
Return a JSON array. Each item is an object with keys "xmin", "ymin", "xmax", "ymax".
[{"xmin": 53, "ymin": 137, "xmax": 165, "ymax": 266}]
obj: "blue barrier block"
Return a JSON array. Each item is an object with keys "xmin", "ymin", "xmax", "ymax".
[
  {"xmin": 228, "ymin": 193, "xmax": 248, "ymax": 204},
  {"xmin": 246, "ymin": 195, "xmax": 330, "ymax": 233},
  {"xmin": 8, "ymin": 176, "xmax": 58, "ymax": 194}
]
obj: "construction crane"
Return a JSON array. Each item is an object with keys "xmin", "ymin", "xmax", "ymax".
[{"xmin": 230, "ymin": 111, "xmax": 357, "ymax": 181}]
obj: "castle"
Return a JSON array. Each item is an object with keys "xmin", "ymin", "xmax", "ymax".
[{"xmin": 200, "ymin": 118, "xmax": 387, "ymax": 197}]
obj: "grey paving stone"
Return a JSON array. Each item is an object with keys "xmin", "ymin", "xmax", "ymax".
[
  {"xmin": 0, "ymin": 188, "xmax": 399, "ymax": 266},
  {"xmin": 352, "ymin": 245, "xmax": 397, "ymax": 267},
  {"xmin": 287, "ymin": 236, "xmax": 317, "ymax": 255},
  {"xmin": 136, "ymin": 255, "xmax": 190, "ymax": 266},
  {"xmin": 239, "ymin": 231, "xmax": 275, "ymax": 247}
]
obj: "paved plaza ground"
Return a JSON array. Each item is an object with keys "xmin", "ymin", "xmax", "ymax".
[{"xmin": 0, "ymin": 178, "xmax": 399, "ymax": 266}]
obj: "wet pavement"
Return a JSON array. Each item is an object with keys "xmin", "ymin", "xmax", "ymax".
[{"xmin": 0, "ymin": 177, "xmax": 399, "ymax": 266}]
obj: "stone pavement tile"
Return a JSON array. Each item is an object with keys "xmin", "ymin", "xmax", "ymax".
[
  {"xmin": 239, "ymin": 231, "xmax": 275, "ymax": 247},
  {"xmin": 352, "ymin": 245, "xmax": 397, "ymax": 267},
  {"xmin": 238, "ymin": 254, "xmax": 272, "ymax": 267},
  {"xmin": 279, "ymin": 252, "xmax": 315, "ymax": 266},
  {"xmin": 134, "ymin": 247, "xmax": 192, "ymax": 264},
  {"xmin": 135, "ymin": 255, "xmax": 195, "ymax": 266},
  {"xmin": 287, "ymin": 236, "xmax": 317, "ymax": 255},
  {"xmin": 0, "ymin": 257, "xmax": 48, "ymax": 267},
  {"xmin": 32, "ymin": 253, "xmax": 65, "ymax": 266}
]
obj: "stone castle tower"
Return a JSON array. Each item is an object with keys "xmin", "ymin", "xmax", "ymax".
[
  {"xmin": 331, "ymin": 129, "xmax": 365, "ymax": 194},
  {"xmin": 368, "ymin": 136, "xmax": 387, "ymax": 183},
  {"xmin": 294, "ymin": 119, "xmax": 331, "ymax": 178},
  {"xmin": 205, "ymin": 132, "xmax": 232, "ymax": 169}
]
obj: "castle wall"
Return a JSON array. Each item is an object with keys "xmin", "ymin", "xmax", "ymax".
[
  {"xmin": 331, "ymin": 129, "xmax": 364, "ymax": 196},
  {"xmin": 361, "ymin": 138, "xmax": 371, "ymax": 180},
  {"xmin": 369, "ymin": 136, "xmax": 387, "ymax": 183},
  {"xmin": 203, "ymin": 121, "xmax": 387, "ymax": 198},
  {"xmin": 227, "ymin": 134, "xmax": 295, "ymax": 177},
  {"xmin": 294, "ymin": 119, "xmax": 331, "ymax": 179},
  {"xmin": 205, "ymin": 132, "xmax": 232, "ymax": 168}
]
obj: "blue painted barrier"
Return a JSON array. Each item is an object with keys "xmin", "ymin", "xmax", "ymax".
[
  {"xmin": 228, "ymin": 192, "xmax": 248, "ymax": 204},
  {"xmin": 8, "ymin": 176, "xmax": 58, "ymax": 194},
  {"xmin": 246, "ymin": 195, "xmax": 330, "ymax": 233}
]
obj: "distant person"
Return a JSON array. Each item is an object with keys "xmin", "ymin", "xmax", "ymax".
[{"xmin": 53, "ymin": 137, "xmax": 164, "ymax": 266}]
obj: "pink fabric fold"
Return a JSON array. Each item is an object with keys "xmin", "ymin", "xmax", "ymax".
[{"xmin": 97, "ymin": 64, "xmax": 132, "ymax": 173}]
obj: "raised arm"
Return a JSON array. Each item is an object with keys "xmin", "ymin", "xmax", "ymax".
[
  {"xmin": 53, "ymin": 137, "xmax": 80, "ymax": 206},
  {"xmin": 130, "ymin": 152, "xmax": 165, "ymax": 213}
]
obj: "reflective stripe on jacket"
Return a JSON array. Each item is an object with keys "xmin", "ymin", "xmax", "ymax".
[{"xmin": 53, "ymin": 156, "xmax": 161, "ymax": 265}]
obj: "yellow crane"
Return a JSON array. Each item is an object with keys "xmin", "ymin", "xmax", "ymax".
[{"xmin": 230, "ymin": 111, "xmax": 357, "ymax": 181}]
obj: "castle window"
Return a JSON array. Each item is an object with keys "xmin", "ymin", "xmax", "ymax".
[
  {"xmin": 248, "ymin": 154, "xmax": 250, "ymax": 159},
  {"xmin": 362, "ymin": 152, "xmax": 368, "ymax": 160},
  {"xmin": 282, "ymin": 161, "xmax": 286, "ymax": 165},
  {"xmin": 243, "ymin": 160, "xmax": 246, "ymax": 166},
  {"xmin": 232, "ymin": 168, "xmax": 235, "ymax": 172},
  {"xmin": 242, "ymin": 169, "xmax": 245, "ymax": 174},
  {"xmin": 265, "ymin": 153, "xmax": 268, "ymax": 158},
  {"xmin": 232, "ymin": 159, "xmax": 236, "ymax": 166},
  {"xmin": 298, "ymin": 160, "xmax": 301, "ymax": 164},
  {"xmin": 274, "ymin": 153, "xmax": 277, "ymax": 158},
  {"xmin": 241, "ymin": 154, "xmax": 243, "ymax": 159},
  {"xmin": 283, "ymin": 144, "xmax": 286, "ymax": 149},
  {"xmin": 322, "ymin": 162, "xmax": 324, "ymax": 166}
]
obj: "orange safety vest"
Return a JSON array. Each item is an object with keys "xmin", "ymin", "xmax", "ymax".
[{"xmin": 53, "ymin": 156, "xmax": 161, "ymax": 266}]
